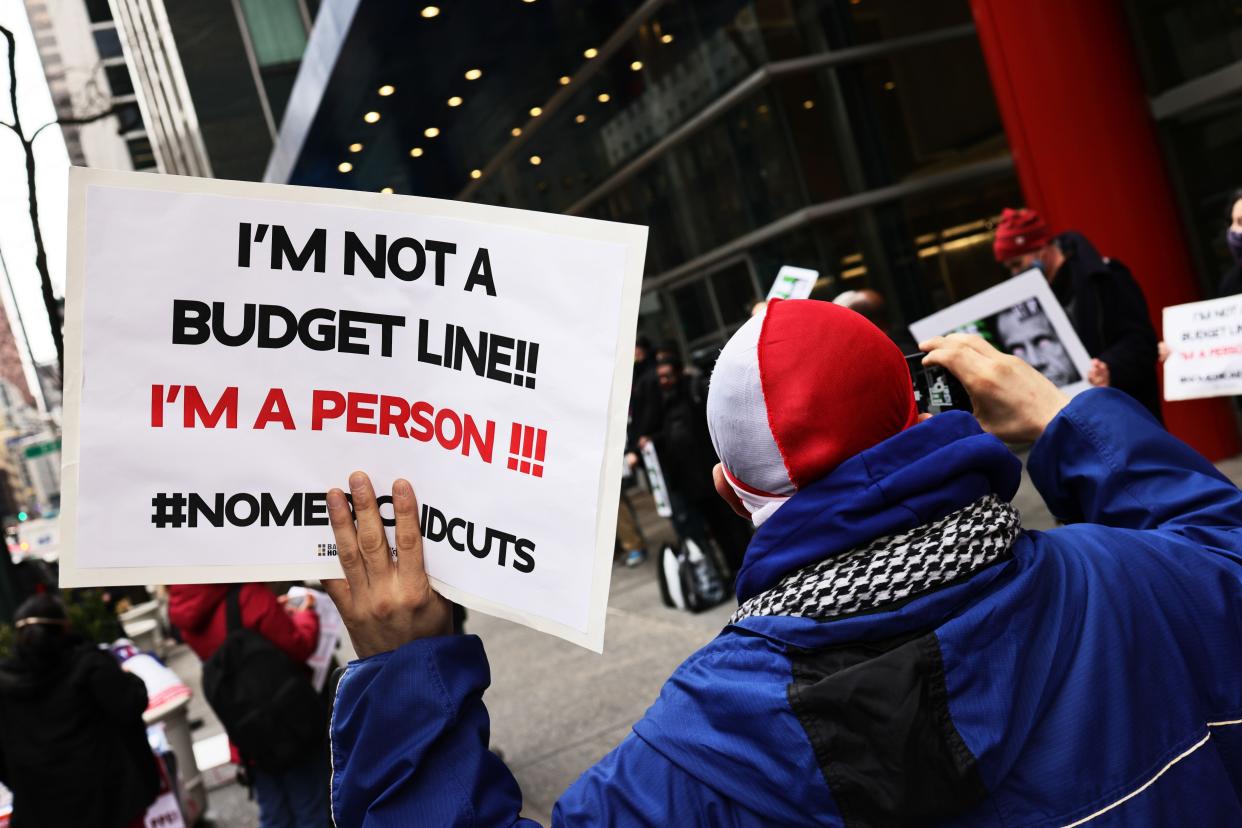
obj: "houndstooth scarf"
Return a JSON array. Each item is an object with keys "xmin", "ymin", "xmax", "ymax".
[{"xmin": 731, "ymin": 495, "xmax": 1021, "ymax": 624}]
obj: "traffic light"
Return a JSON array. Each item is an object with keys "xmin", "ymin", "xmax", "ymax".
[{"xmin": 16, "ymin": 512, "xmax": 27, "ymax": 521}]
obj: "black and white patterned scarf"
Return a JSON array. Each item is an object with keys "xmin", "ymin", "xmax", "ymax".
[{"xmin": 731, "ymin": 495, "xmax": 1021, "ymax": 624}]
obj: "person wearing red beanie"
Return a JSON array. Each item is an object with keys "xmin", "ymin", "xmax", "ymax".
[
  {"xmin": 993, "ymin": 207, "xmax": 1162, "ymax": 419},
  {"xmin": 315, "ymin": 306, "xmax": 1242, "ymax": 827}
]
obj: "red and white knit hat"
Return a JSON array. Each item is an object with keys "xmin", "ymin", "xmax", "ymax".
[{"xmin": 706, "ymin": 298, "xmax": 918, "ymax": 523}]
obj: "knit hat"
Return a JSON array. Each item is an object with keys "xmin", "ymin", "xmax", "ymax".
[
  {"xmin": 706, "ymin": 299, "xmax": 918, "ymax": 523},
  {"xmin": 993, "ymin": 207, "xmax": 1052, "ymax": 262}
]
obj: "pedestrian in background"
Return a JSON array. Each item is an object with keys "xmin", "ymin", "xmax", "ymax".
[
  {"xmin": 1220, "ymin": 189, "xmax": 1242, "ymax": 298},
  {"xmin": 993, "ymin": 207, "xmax": 1161, "ymax": 418},
  {"xmin": 646, "ymin": 353, "xmax": 750, "ymax": 578},
  {"xmin": 168, "ymin": 583, "xmax": 325, "ymax": 828},
  {"xmin": 0, "ymin": 594, "xmax": 158, "ymax": 828}
]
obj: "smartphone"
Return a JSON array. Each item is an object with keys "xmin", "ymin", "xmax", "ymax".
[{"xmin": 905, "ymin": 353, "xmax": 972, "ymax": 415}]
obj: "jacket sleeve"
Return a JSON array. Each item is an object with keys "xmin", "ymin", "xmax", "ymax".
[
  {"xmin": 87, "ymin": 650, "xmax": 151, "ymax": 722},
  {"xmin": 1027, "ymin": 388, "xmax": 1242, "ymax": 535},
  {"xmin": 1094, "ymin": 267, "xmax": 1158, "ymax": 395},
  {"xmin": 247, "ymin": 585, "xmax": 320, "ymax": 663},
  {"xmin": 330, "ymin": 635, "xmax": 536, "ymax": 826}
]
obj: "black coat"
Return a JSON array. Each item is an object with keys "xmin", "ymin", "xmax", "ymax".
[
  {"xmin": 1218, "ymin": 263, "xmax": 1242, "ymax": 299},
  {"xmin": 0, "ymin": 640, "xmax": 159, "ymax": 828},
  {"xmin": 649, "ymin": 380, "xmax": 719, "ymax": 500},
  {"xmin": 1052, "ymin": 232, "xmax": 1162, "ymax": 420}
]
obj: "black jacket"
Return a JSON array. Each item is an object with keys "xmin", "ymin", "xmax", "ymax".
[
  {"xmin": 649, "ymin": 378, "xmax": 719, "ymax": 500},
  {"xmin": 0, "ymin": 640, "xmax": 159, "ymax": 828},
  {"xmin": 1219, "ymin": 263, "xmax": 1242, "ymax": 299},
  {"xmin": 627, "ymin": 357, "xmax": 661, "ymax": 453},
  {"xmin": 1052, "ymin": 232, "xmax": 1161, "ymax": 419}
]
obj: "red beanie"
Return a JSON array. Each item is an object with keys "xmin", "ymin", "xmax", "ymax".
[
  {"xmin": 993, "ymin": 207, "xmax": 1051, "ymax": 262},
  {"xmin": 706, "ymin": 299, "xmax": 919, "ymax": 495}
]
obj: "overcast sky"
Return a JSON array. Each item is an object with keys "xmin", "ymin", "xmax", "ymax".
[{"xmin": 1, "ymin": 0, "xmax": 70, "ymax": 373}]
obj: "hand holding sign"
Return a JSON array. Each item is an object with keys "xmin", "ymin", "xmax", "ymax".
[{"xmin": 322, "ymin": 473, "xmax": 452, "ymax": 659}]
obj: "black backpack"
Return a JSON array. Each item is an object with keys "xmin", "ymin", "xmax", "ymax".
[{"xmin": 202, "ymin": 587, "xmax": 325, "ymax": 770}]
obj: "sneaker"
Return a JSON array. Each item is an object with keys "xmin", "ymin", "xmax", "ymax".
[{"xmin": 624, "ymin": 548, "xmax": 647, "ymax": 568}]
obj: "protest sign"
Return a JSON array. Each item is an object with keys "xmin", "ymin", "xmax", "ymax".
[
  {"xmin": 640, "ymin": 442, "xmax": 673, "ymax": 519},
  {"xmin": 1163, "ymin": 294, "xmax": 1242, "ymax": 401},
  {"xmin": 60, "ymin": 168, "xmax": 647, "ymax": 651},
  {"xmin": 909, "ymin": 269, "xmax": 1091, "ymax": 396},
  {"xmin": 766, "ymin": 265, "xmax": 819, "ymax": 301},
  {"xmin": 287, "ymin": 586, "xmax": 344, "ymax": 691}
]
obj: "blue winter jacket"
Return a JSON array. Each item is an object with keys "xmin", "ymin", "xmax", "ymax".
[{"xmin": 329, "ymin": 390, "xmax": 1242, "ymax": 826}]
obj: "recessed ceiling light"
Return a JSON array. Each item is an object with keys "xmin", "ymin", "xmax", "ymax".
[
  {"xmin": 424, "ymin": 127, "xmax": 440, "ymax": 138},
  {"xmin": 378, "ymin": 84, "xmax": 395, "ymax": 96},
  {"xmin": 470, "ymin": 169, "xmax": 482, "ymax": 179},
  {"xmin": 597, "ymin": 92, "xmax": 611, "ymax": 103},
  {"xmin": 410, "ymin": 147, "xmax": 424, "ymax": 157},
  {"xmin": 448, "ymin": 96, "xmax": 463, "ymax": 107},
  {"xmin": 529, "ymin": 155, "xmax": 542, "ymax": 165},
  {"xmin": 575, "ymin": 113, "xmax": 586, "ymax": 124},
  {"xmin": 529, "ymin": 106, "xmax": 542, "ymax": 117},
  {"xmin": 630, "ymin": 60, "xmax": 643, "ymax": 71},
  {"xmin": 559, "ymin": 75, "xmax": 571, "ymax": 85},
  {"xmin": 380, "ymin": 187, "xmax": 394, "ymax": 194},
  {"xmin": 660, "ymin": 33, "xmax": 673, "ymax": 44},
  {"xmin": 348, "ymin": 142, "xmax": 363, "ymax": 153},
  {"xmin": 510, "ymin": 126, "xmax": 522, "ymax": 137},
  {"xmin": 337, "ymin": 162, "xmax": 353, "ymax": 173},
  {"xmin": 757, "ymin": 104, "xmax": 769, "ymax": 114},
  {"xmin": 465, "ymin": 68, "xmax": 482, "ymax": 80},
  {"xmin": 364, "ymin": 111, "xmax": 380, "ymax": 123},
  {"xmin": 420, "ymin": 6, "xmax": 439, "ymax": 18},
  {"xmin": 802, "ymin": 99, "xmax": 815, "ymax": 110},
  {"xmin": 883, "ymin": 80, "xmax": 897, "ymax": 91},
  {"xmin": 584, "ymin": 47, "xmax": 598, "ymax": 59}
]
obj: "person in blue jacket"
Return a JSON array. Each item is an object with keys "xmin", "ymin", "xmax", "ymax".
[{"xmin": 322, "ymin": 298, "xmax": 1242, "ymax": 827}]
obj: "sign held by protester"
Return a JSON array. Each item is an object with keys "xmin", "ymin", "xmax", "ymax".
[
  {"xmin": 60, "ymin": 168, "xmax": 647, "ymax": 651},
  {"xmin": 909, "ymin": 270, "xmax": 1092, "ymax": 397},
  {"xmin": 766, "ymin": 266, "xmax": 819, "ymax": 301},
  {"xmin": 1163, "ymin": 294, "xmax": 1242, "ymax": 401}
]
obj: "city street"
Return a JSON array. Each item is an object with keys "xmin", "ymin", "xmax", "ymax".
[{"xmin": 193, "ymin": 449, "xmax": 1242, "ymax": 825}]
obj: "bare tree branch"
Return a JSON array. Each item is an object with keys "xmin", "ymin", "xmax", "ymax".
[{"xmin": 1, "ymin": 23, "xmax": 65, "ymax": 376}]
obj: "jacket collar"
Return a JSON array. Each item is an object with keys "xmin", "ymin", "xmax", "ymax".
[{"xmin": 735, "ymin": 411, "xmax": 1021, "ymax": 602}]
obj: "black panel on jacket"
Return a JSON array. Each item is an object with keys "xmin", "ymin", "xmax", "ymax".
[{"xmin": 786, "ymin": 630, "xmax": 987, "ymax": 827}]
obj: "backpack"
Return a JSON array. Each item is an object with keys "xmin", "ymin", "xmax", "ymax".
[
  {"xmin": 201, "ymin": 587, "xmax": 325, "ymax": 770},
  {"xmin": 657, "ymin": 536, "xmax": 728, "ymax": 613}
]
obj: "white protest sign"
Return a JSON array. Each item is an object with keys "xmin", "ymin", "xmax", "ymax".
[
  {"xmin": 288, "ymin": 586, "xmax": 343, "ymax": 691},
  {"xmin": 60, "ymin": 168, "xmax": 647, "ymax": 651},
  {"xmin": 640, "ymin": 442, "xmax": 674, "ymax": 519},
  {"xmin": 909, "ymin": 269, "xmax": 1091, "ymax": 397},
  {"xmin": 1163, "ymin": 294, "xmax": 1242, "ymax": 400},
  {"xmin": 767, "ymin": 266, "xmax": 819, "ymax": 301}
]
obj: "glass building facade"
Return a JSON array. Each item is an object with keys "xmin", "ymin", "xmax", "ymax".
[{"xmin": 271, "ymin": 0, "xmax": 1242, "ymax": 384}]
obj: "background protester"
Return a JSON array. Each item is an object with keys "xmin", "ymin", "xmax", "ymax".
[
  {"xmin": 0, "ymin": 594, "xmax": 158, "ymax": 828},
  {"xmin": 644, "ymin": 354, "xmax": 750, "ymax": 578},
  {"xmin": 993, "ymin": 207, "xmax": 1161, "ymax": 418},
  {"xmin": 1220, "ymin": 189, "xmax": 1242, "ymax": 298},
  {"xmin": 833, "ymin": 287, "xmax": 919, "ymax": 353},
  {"xmin": 620, "ymin": 335, "xmax": 661, "ymax": 567},
  {"xmin": 168, "ymin": 583, "xmax": 325, "ymax": 828}
]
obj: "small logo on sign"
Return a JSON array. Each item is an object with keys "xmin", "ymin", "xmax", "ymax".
[
  {"xmin": 316, "ymin": 543, "xmax": 337, "ymax": 557},
  {"xmin": 507, "ymin": 423, "xmax": 547, "ymax": 477}
]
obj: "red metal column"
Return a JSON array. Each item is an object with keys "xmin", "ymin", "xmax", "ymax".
[{"xmin": 970, "ymin": 0, "xmax": 1241, "ymax": 460}]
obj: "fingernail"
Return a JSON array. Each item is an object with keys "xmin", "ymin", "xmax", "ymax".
[
  {"xmin": 327, "ymin": 489, "xmax": 346, "ymax": 508},
  {"xmin": 349, "ymin": 472, "xmax": 366, "ymax": 491},
  {"xmin": 393, "ymin": 479, "xmax": 412, "ymax": 498}
]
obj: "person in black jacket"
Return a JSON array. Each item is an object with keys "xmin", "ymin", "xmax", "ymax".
[
  {"xmin": 993, "ymin": 208, "xmax": 1161, "ymax": 419},
  {"xmin": 643, "ymin": 354, "xmax": 751, "ymax": 577},
  {"xmin": 1220, "ymin": 189, "xmax": 1242, "ymax": 299},
  {"xmin": 0, "ymin": 594, "xmax": 158, "ymax": 828}
]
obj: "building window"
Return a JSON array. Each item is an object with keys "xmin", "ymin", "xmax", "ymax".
[
  {"xmin": 104, "ymin": 64, "xmax": 135, "ymax": 97},
  {"xmin": 92, "ymin": 27, "xmax": 123, "ymax": 60},
  {"xmin": 238, "ymin": 0, "xmax": 307, "ymax": 66},
  {"xmin": 126, "ymin": 136, "xmax": 157, "ymax": 170},
  {"xmin": 85, "ymin": 0, "xmax": 112, "ymax": 24}
]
